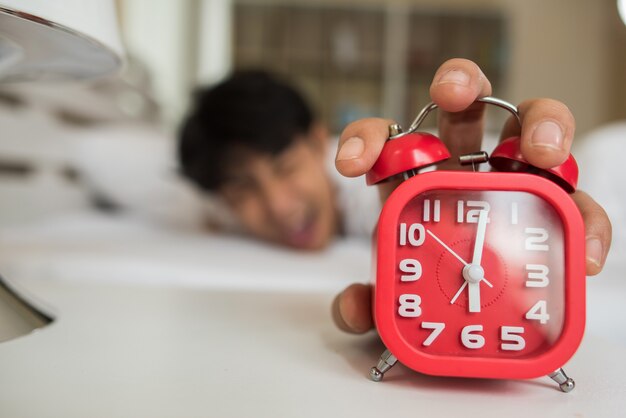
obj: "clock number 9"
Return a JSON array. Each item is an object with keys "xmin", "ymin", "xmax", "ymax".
[
  {"xmin": 398, "ymin": 294, "xmax": 422, "ymax": 318},
  {"xmin": 399, "ymin": 259, "xmax": 422, "ymax": 282}
]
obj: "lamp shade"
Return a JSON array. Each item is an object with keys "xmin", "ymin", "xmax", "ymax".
[
  {"xmin": 0, "ymin": 0, "xmax": 123, "ymax": 82},
  {"xmin": 0, "ymin": 1, "xmax": 123, "ymax": 342}
]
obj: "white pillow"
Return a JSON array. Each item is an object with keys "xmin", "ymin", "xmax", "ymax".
[{"xmin": 69, "ymin": 123, "xmax": 237, "ymax": 230}]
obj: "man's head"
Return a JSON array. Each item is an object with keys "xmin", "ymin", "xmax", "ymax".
[{"xmin": 179, "ymin": 70, "xmax": 338, "ymax": 250}]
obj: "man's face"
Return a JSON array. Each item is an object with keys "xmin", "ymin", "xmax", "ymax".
[{"xmin": 218, "ymin": 134, "xmax": 338, "ymax": 250}]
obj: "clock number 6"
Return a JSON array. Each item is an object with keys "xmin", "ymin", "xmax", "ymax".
[
  {"xmin": 398, "ymin": 294, "xmax": 422, "ymax": 318},
  {"xmin": 461, "ymin": 325, "xmax": 485, "ymax": 349}
]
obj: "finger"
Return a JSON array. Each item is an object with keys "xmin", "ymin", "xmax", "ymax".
[
  {"xmin": 571, "ymin": 190, "xmax": 612, "ymax": 276},
  {"xmin": 430, "ymin": 58, "xmax": 493, "ymax": 112},
  {"xmin": 429, "ymin": 58, "xmax": 493, "ymax": 168},
  {"xmin": 335, "ymin": 118, "xmax": 395, "ymax": 178},
  {"xmin": 331, "ymin": 283, "xmax": 373, "ymax": 334},
  {"xmin": 499, "ymin": 114, "xmax": 521, "ymax": 142},
  {"xmin": 514, "ymin": 99, "xmax": 576, "ymax": 169}
]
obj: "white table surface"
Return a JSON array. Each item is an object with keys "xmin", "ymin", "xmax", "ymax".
[
  {"xmin": 0, "ymin": 211, "xmax": 625, "ymax": 417},
  {"xmin": 0, "ymin": 278, "xmax": 625, "ymax": 418}
]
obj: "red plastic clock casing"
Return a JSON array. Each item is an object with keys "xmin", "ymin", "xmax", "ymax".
[
  {"xmin": 366, "ymin": 133, "xmax": 451, "ymax": 185},
  {"xmin": 373, "ymin": 170, "xmax": 586, "ymax": 380},
  {"xmin": 490, "ymin": 136, "xmax": 579, "ymax": 193}
]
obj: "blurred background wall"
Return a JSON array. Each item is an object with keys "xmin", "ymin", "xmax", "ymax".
[
  {"xmin": 116, "ymin": 0, "xmax": 625, "ymax": 135},
  {"xmin": 0, "ymin": 0, "xmax": 625, "ymax": 226}
]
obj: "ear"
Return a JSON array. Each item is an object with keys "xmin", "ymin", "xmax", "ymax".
[{"xmin": 306, "ymin": 122, "xmax": 329, "ymax": 156}]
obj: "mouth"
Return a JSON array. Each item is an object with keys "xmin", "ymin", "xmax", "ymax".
[{"xmin": 282, "ymin": 208, "xmax": 320, "ymax": 249}]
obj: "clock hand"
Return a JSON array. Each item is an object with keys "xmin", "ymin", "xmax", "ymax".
[
  {"xmin": 467, "ymin": 210, "xmax": 489, "ymax": 313},
  {"xmin": 472, "ymin": 209, "xmax": 489, "ymax": 265},
  {"xmin": 426, "ymin": 229, "xmax": 493, "ymax": 288},
  {"xmin": 450, "ymin": 281, "xmax": 467, "ymax": 305},
  {"xmin": 426, "ymin": 229, "xmax": 467, "ymax": 266}
]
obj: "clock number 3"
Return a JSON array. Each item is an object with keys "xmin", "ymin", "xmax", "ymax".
[
  {"xmin": 398, "ymin": 294, "xmax": 422, "ymax": 317},
  {"xmin": 526, "ymin": 264, "xmax": 549, "ymax": 287}
]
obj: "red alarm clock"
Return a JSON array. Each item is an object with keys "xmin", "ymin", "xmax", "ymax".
[{"xmin": 367, "ymin": 97, "xmax": 585, "ymax": 392}]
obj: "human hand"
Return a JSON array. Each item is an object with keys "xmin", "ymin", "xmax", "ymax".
[{"xmin": 332, "ymin": 58, "xmax": 612, "ymax": 334}]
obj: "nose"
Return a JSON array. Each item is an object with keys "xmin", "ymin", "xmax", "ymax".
[{"xmin": 259, "ymin": 176, "xmax": 299, "ymax": 221}]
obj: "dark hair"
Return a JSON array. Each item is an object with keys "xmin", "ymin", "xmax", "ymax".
[{"xmin": 178, "ymin": 70, "xmax": 314, "ymax": 191}]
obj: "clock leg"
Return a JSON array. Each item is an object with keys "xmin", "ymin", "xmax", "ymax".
[
  {"xmin": 369, "ymin": 349, "xmax": 397, "ymax": 382},
  {"xmin": 548, "ymin": 368, "xmax": 575, "ymax": 393}
]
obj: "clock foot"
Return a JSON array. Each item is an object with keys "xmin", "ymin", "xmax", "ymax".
[
  {"xmin": 548, "ymin": 368, "xmax": 575, "ymax": 393},
  {"xmin": 369, "ymin": 349, "xmax": 397, "ymax": 382}
]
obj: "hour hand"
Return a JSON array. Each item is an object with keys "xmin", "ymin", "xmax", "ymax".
[
  {"xmin": 467, "ymin": 210, "xmax": 489, "ymax": 312},
  {"xmin": 427, "ymin": 225, "xmax": 493, "ymax": 286}
]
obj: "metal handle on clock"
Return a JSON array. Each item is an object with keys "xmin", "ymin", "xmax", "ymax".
[{"xmin": 406, "ymin": 96, "xmax": 521, "ymax": 135}]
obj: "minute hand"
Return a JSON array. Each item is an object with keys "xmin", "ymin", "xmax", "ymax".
[{"xmin": 472, "ymin": 209, "xmax": 488, "ymax": 265}]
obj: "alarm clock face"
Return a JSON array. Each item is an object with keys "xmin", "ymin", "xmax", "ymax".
[
  {"xmin": 375, "ymin": 172, "xmax": 585, "ymax": 378},
  {"xmin": 393, "ymin": 189, "xmax": 564, "ymax": 358}
]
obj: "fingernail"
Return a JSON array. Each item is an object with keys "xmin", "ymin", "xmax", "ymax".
[
  {"xmin": 586, "ymin": 237, "xmax": 604, "ymax": 268},
  {"xmin": 437, "ymin": 69, "xmax": 470, "ymax": 86},
  {"xmin": 531, "ymin": 121, "xmax": 564, "ymax": 151},
  {"xmin": 337, "ymin": 137, "xmax": 364, "ymax": 161},
  {"xmin": 337, "ymin": 291, "xmax": 349, "ymax": 323}
]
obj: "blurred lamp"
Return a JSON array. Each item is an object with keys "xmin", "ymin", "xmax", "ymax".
[
  {"xmin": 0, "ymin": 0, "xmax": 123, "ymax": 342},
  {"xmin": 620, "ymin": 0, "xmax": 626, "ymax": 26},
  {"xmin": 0, "ymin": 0, "xmax": 123, "ymax": 82}
]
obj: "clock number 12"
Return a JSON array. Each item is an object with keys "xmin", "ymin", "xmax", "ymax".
[{"xmin": 457, "ymin": 201, "xmax": 491, "ymax": 223}]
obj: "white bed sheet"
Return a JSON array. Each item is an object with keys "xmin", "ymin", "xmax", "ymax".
[
  {"xmin": 0, "ymin": 209, "xmax": 624, "ymax": 348},
  {"xmin": 0, "ymin": 210, "xmax": 371, "ymax": 292}
]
